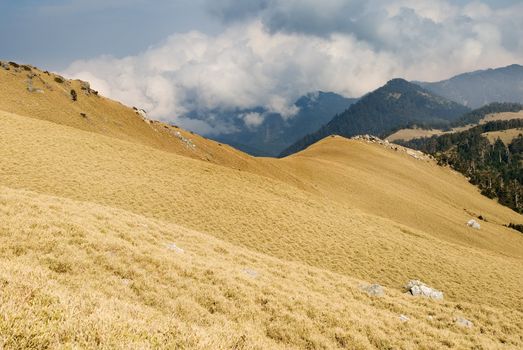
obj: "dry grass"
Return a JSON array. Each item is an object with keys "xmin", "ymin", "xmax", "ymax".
[
  {"xmin": 386, "ymin": 110, "xmax": 523, "ymax": 142},
  {"xmin": 1, "ymin": 64, "xmax": 523, "ymax": 348},
  {"xmin": 483, "ymin": 128, "xmax": 523, "ymax": 144},
  {"xmin": 386, "ymin": 128, "xmax": 444, "ymax": 142},
  {"xmin": 480, "ymin": 111, "xmax": 523, "ymax": 124},
  {"xmin": 1, "ymin": 186, "xmax": 522, "ymax": 349}
]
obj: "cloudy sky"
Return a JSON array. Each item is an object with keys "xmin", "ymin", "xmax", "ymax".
[{"xmin": 2, "ymin": 0, "xmax": 522, "ymax": 134}]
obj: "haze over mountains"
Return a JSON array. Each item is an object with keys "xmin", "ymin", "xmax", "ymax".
[
  {"xmin": 198, "ymin": 64, "xmax": 523, "ymax": 157},
  {"xmin": 418, "ymin": 64, "xmax": 523, "ymax": 109},
  {"xmin": 208, "ymin": 92, "xmax": 356, "ymax": 156}
]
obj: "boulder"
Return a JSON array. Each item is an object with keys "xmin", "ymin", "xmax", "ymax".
[
  {"xmin": 406, "ymin": 280, "xmax": 444, "ymax": 300},
  {"xmin": 361, "ymin": 284, "xmax": 385, "ymax": 297},
  {"xmin": 242, "ymin": 268, "xmax": 259, "ymax": 278},
  {"xmin": 467, "ymin": 219, "xmax": 480, "ymax": 229},
  {"xmin": 166, "ymin": 243, "xmax": 184, "ymax": 254},
  {"xmin": 455, "ymin": 317, "xmax": 473, "ymax": 328}
]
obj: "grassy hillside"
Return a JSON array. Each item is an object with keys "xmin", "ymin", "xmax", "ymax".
[
  {"xmin": 3, "ymin": 186, "xmax": 521, "ymax": 349},
  {"xmin": 1, "ymin": 62, "xmax": 523, "ymax": 348},
  {"xmin": 483, "ymin": 128, "xmax": 523, "ymax": 144},
  {"xmin": 397, "ymin": 119, "xmax": 523, "ymax": 213},
  {"xmin": 387, "ymin": 108, "xmax": 523, "ymax": 143}
]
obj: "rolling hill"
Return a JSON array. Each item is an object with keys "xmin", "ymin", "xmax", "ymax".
[
  {"xmin": 417, "ymin": 64, "xmax": 523, "ymax": 108},
  {"xmin": 1, "ymin": 61, "xmax": 523, "ymax": 349},
  {"xmin": 280, "ymin": 78, "xmax": 469, "ymax": 157}
]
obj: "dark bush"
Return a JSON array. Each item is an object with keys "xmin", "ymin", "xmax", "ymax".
[
  {"xmin": 8, "ymin": 61, "xmax": 20, "ymax": 68},
  {"xmin": 70, "ymin": 89, "xmax": 78, "ymax": 102},
  {"xmin": 54, "ymin": 76, "xmax": 65, "ymax": 84},
  {"xmin": 507, "ymin": 223, "xmax": 523, "ymax": 233}
]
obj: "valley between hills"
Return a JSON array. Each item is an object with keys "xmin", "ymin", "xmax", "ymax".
[{"xmin": 0, "ymin": 62, "xmax": 522, "ymax": 349}]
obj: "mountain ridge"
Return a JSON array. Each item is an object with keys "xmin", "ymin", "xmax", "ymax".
[
  {"xmin": 280, "ymin": 78, "xmax": 469, "ymax": 157},
  {"xmin": 417, "ymin": 64, "xmax": 523, "ymax": 108}
]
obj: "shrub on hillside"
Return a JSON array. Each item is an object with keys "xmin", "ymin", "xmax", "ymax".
[
  {"xmin": 70, "ymin": 89, "xmax": 77, "ymax": 102},
  {"xmin": 507, "ymin": 223, "xmax": 523, "ymax": 233}
]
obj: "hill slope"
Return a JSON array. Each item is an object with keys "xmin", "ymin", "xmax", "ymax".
[
  {"xmin": 1, "ymin": 62, "xmax": 523, "ymax": 348},
  {"xmin": 281, "ymin": 79, "xmax": 469, "ymax": 156},
  {"xmin": 386, "ymin": 103, "xmax": 523, "ymax": 142},
  {"xmin": 397, "ymin": 118, "xmax": 523, "ymax": 213},
  {"xmin": 418, "ymin": 64, "xmax": 523, "ymax": 108}
]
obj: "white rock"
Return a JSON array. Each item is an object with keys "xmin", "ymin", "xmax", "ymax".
[
  {"xmin": 242, "ymin": 268, "xmax": 259, "ymax": 278},
  {"xmin": 455, "ymin": 317, "xmax": 473, "ymax": 328},
  {"xmin": 467, "ymin": 219, "xmax": 481, "ymax": 229},
  {"xmin": 406, "ymin": 280, "xmax": 444, "ymax": 300},
  {"xmin": 166, "ymin": 243, "xmax": 184, "ymax": 254},
  {"xmin": 361, "ymin": 284, "xmax": 385, "ymax": 297},
  {"xmin": 399, "ymin": 314, "xmax": 410, "ymax": 322}
]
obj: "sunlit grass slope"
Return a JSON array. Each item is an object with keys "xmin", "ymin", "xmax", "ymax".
[
  {"xmin": 1, "ymin": 62, "xmax": 523, "ymax": 348},
  {"xmin": 386, "ymin": 110, "xmax": 523, "ymax": 142},
  {"xmin": 2, "ymin": 186, "xmax": 520, "ymax": 349},
  {"xmin": 483, "ymin": 128, "xmax": 523, "ymax": 144},
  {"xmin": 0, "ymin": 63, "xmax": 300, "ymax": 184}
]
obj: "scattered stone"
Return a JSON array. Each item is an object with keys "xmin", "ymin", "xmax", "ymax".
[
  {"xmin": 407, "ymin": 150, "xmax": 421, "ymax": 159},
  {"xmin": 242, "ymin": 268, "xmax": 259, "ymax": 278},
  {"xmin": 406, "ymin": 280, "xmax": 444, "ymax": 300},
  {"xmin": 166, "ymin": 243, "xmax": 184, "ymax": 254},
  {"xmin": 351, "ymin": 134, "xmax": 434, "ymax": 161},
  {"xmin": 172, "ymin": 130, "xmax": 196, "ymax": 150},
  {"xmin": 467, "ymin": 219, "xmax": 481, "ymax": 230},
  {"xmin": 54, "ymin": 75, "xmax": 65, "ymax": 84},
  {"xmin": 399, "ymin": 314, "xmax": 410, "ymax": 322},
  {"xmin": 361, "ymin": 284, "xmax": 385, "ymax": 297},
  {"xmin": 137, "ymin": 109, "xmax": 148, "ymax": 119},
  {"xmin": 0, "ymin": 61, "xmax": 10, "ymax": 70},
  {"xmin": 455, "ymin": 317, "xmax": 473, "ymax": 328},
  {"xmin": 352, "ymin": 134, "xmax": 383, "ymax": 143},
  {"xmin": 26, "ymin": 78, "xmax": 44, "ymax": 93},
  {"xmin": 80, "ymin": 80, "xmax": 91, "ymax": 93}
]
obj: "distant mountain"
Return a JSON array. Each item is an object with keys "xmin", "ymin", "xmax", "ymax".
[
  {"xmin": 417, "ymin": 64, "xmax": 523, "ymax": 109},
  {"xmin": 280, "ymin": 79, "xmax": 470, "ymax": 157},
  {"xmin": 209, "ymin": 92, "xmax": 357, "ymax": 156}
]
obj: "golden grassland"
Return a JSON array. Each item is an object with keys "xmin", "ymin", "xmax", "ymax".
[
  {"xmin": 386, "ymin": 111, "xmax": 523, "ymax": 142},
  {"xmin": 386, "ymin": 129, "xmax": 444, "ymax": 142},
  {"xmin": 1, "ymin": 63, "xmax": 523, "ymax": 348},
  {"xmin": 480, "ymin": 111, "xmax": 523, "ymax": 124},
  {"xmin": 2, "ymin": 185, "xmax": 521, "ymax": 349},
  {"xmin": 483, "ymin": 128, "xmax": 523, "ymax": 144}
]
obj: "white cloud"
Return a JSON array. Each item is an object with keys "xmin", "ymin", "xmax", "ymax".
[
  {"xmin": 63, "ymin": 0, "xmax": 523, "ymax": 135},
  {"xmin": 242, "ymin": 112, "xmax": 265, "ymax": 128}
]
